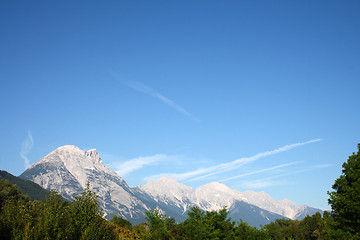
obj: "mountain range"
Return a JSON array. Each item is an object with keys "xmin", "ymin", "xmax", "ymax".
[{"xmin": 19, "ymin": 145, "xmax": 322, "ymax": 227}]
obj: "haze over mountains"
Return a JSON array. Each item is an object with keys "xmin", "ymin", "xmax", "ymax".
[{"xmin": 20, "ymin": 145, "xmax": 322, "ymax": 226}]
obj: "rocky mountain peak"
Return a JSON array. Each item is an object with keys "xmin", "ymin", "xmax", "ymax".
[
  {"xmin": 143, "ymin": 177, "xmax": 191, "ymax": 190},
  {"xmin": 140, "ymin": 177, "xmax": 193, "ymax": 202},
  {"xmin": 56, "ymin": 145, "xmax": 81, "ymax": 152},
  {"xmin": 20, "ymin": 145, "xmax": 148, "ymax": 221},
  {"xmin": 196, "ymin": 182, "xmax": 233, "ymax": 194},
  {"xmin": 194, "ymin": 182, "xmax": 237, "ymax": 211}
]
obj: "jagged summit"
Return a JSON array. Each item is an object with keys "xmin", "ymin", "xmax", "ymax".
[
  {"xmin": 29, "ymin": 145, "xmax": 101, "ymax": 168},
  {"xmin": 86, "ymin": 148, "xmax": 99, "ymax": 159},
  {"xmin": 26, "ymin": 145, "xmax": 111, "ymax": 189}
]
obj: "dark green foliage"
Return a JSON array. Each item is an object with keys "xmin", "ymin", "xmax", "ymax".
[
  {"xmin": 67, "ymin": 182, "xmax": 104, "ymax": 238},
  {"xmin": 34, "ymin": 191, "xmax": 70, "ymax": 239},
  {"xmin": 178, "ymin": 206, "xmax": 238, "ymax": 239},
  {"xmin": 264, "ymin": 213, "xmax": 332, "ymax": 240},
  {"xmin": 147, "ymin": 206, "xmax": 270, "ymax": 240},
  {"xmin": 0, "ymin": 179, "xmax": 29, "ymax": 210},
  {"xmin": 0, "ymin": 181, "xmax": 117, "ymax": 239},
  {"xmin": 328, "ymin": 144, "xmax": 360, "ymax": 237},
  {"xmin": 65, "ymin": 182, "xmax": 117, "ymax": 239},
  {"xmin": 0, "ymin": 170, "xmax": 50, "ymax": 201},
  {"xmin": 145, "ymin": 209, "xmax": 174, "ymax": 240},
  {"xmin": 265, "ymin": 218, "xmax": 301, "ymax": 239},
  {"xmin": 321, "ymin": 211, "xmax": 354, "ymax": 240},
  {"xmin": 235, "ymin": 221, "xmax": 269, "ymax": 240},
  {"xmin": 299, "ymin": 212, "xmax": 324, "ymax": 239},
  {"xmin": 0, "ymin": 179, "xmax": 31, "ymax": 239}
]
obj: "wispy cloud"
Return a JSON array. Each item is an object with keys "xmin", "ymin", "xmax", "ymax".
[
  {"xmin": 20, "ymin": 130, "xmax": 34, "ymax": 169},
  {"xmin": 240, "ymin": 179, "xmax": 291, "ymax": 189},
  {"xmin": 115, "ymin": 154, "xmax": 174, "ymax": 177},
  {"xmin": 110, "ymin": 71, "xmax": 199, "ymax": 122},
  {"xmin": 186, "ymin": 139, "xmax": 322, "ymax": 182},
  {"xmin": 238, "ymin": 163, "xmax": 332, "ymax": 189},
  {"xmin": 274, "ymin": 163, "xmax": 332, "ymax": 177},
  {"xmin": 308, "ymin": 164, "xmax": 332, "ymax": 169},
  {"xmin": 218, "ymin": 161, "xmax": 303, "ymax": 183},
  {"xmin": 144, "ymin": 167, "xmax": 211, "ymax": 182},
  {"xmin": 145, "ymin": 139, "xmax": 322, "ymax": 182}
]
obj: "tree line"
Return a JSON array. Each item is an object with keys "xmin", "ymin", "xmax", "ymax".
[{"xmin": 0, "ymin": 144, "xmax": 359, "ymax": 239}]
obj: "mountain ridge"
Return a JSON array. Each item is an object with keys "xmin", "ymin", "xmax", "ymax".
[
  {"xmin": 19, "ymin": 145, "xmax": 323, "ymax": 226},
  {"xmin": 0, "ymin": 170, "xmax": 50, "ymax": 201}
]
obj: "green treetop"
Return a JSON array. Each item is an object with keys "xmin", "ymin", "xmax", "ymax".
[{"xmin": 328, "ymin": 144, "xmax": 360, "ymax": 237}]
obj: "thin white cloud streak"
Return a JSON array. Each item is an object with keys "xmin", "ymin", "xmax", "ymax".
[
  {"xmin": 116, "ymin": 154, "xmax": 172, "ymax": 177},
  {"xmin": 241, "ymin": 179, "xmax": 291, "ymax": 189},
  {"xmin": 239, "ymin": 163, "xmax": 332, "ymax": 189},
  {"xmin": 126, "ymin": 81, "xmax": 199, "ymax": 122},
  {"xmin": 109, "ymin": 71, "xmax": 199, "ymax": 122},
  {"xmin": 20, "ymin": 130, "xmax": 34, "ymax": 169},
  {"xmin": 145, "ymin": 139, "xmax": 322, "ymax": 182},
  {"xmin": 278, "ymin": 163, "xmax": 332, "ymax": 176},
  {"xmin": 185, "ymin": 139, "xmax": 322, "ymax": 182},
  {"xmin": 144, "ymin": 168, "xmax": 211, "ymax": 182},
  {"xmin": 218, "ymin": 161, "xmax": 303, "ymax": 183},
  {"xmin": 309, "ymin": 164, "xmax": 333, "ymax": 169}
]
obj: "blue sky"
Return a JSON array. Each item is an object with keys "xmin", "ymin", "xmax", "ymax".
[{"xmin": 1, "ymin": 0, "xmax": 359, "ymax": 210}]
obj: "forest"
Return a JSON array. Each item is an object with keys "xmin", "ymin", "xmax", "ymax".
[{"xmin": 0, "ymin": 144, "xmax": 359, "ymax": 240}]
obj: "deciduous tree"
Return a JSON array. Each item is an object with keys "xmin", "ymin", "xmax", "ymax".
[{"xmin": 328, "ymin": 144, "xmax": 360, "ymax": 237}]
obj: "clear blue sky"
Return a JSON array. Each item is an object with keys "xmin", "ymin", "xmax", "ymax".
[{"xmin": 1, "ymin": 0, "xmax": 359, "ymax": 210}]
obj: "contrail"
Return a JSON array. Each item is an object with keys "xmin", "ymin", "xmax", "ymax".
[
  {"xmin": 218, "ymin": 161, "xmax": 303, "ymax": 183},
  {"xmin": 185, "ymin": 139, "xmax": 322, "ymax": 182},
  {"xmin": 145, "ymin": 139, "xmax": 322, "ymax": 182},
  {"xmin": 20, "ymin": 130, "xmax": 34, "ymax": 169},
  {"xmin": 110, "ymin": 71, "xmax": 199, "ymax": 122}
]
